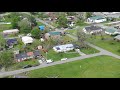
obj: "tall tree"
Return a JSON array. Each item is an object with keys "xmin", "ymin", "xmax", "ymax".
[
  {"xmin": 31, "ymin": 26, "xmax": 42, "ymax": 39},
  {"xmin": 85, "ymin": 12, "xmax": 93, "ymax": 19},
  {"xmin": 0, "ymin": 34, "xmax": 6, "ymax": 49},
  {"xmin": 57, "ymin": 14, "xmax": 68, "ymax": 28},
  {"xmin": 76, "ymin": 27, "xmax": 88, "ymax": 48},
  {"xmin": 18, "ymin": 19, "xmax": 32, "ymax": 34},
  {"xmin": 0, "ymin": 51, "xmax": 14, "ymax": 68}
]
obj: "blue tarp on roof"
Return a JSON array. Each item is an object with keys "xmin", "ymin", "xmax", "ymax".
[{"xmin": 39, "ymin": 25, "xmax": 45, "ymax": 31}]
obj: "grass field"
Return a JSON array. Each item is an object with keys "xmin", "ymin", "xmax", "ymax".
[
  {"xmin": 87, "ymin": 35, "xmax": 120, "ymax": 56},
  {"xmin": 0, "ymin": 24, "xmax": 12, "ymax": 32},
  {"xmin": 7, "ymin": 60, "xmax": 39, "ymax": 71},
  {"xmin": 80, "ymin": 46, "xmax": 99, "ymax": 54},
  {"xmin": 27, "ymin": 55, "xmax": 120, "ymax": 78}
]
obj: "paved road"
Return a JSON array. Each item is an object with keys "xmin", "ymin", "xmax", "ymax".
[{"xmin": 0, "ymin": 52, "xmax": 103, "ymax": 78}]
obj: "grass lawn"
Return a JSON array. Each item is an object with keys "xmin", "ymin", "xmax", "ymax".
[
  {"xmin": 42, "ymin": 49, "xmax": 80, "ymax": 61},
  {"xmin": 37, "ymin": 22, "xmax": 45, "ymax": 26},
  {"xmin": 87, "ymin": 35, "xmax": 120, "ymax": 55},
  {"xmin": 80, "ymin": 46, "xmax": 99, "ymax": 54},
  {"xmin": 0, "ymin": 24, "xmax": 12, "ymax": 32},
  {"xmin": 8, "ymin": 60, "xmax": 39, "ymax": 71},
  {"xmin": 27, "ymin": 55, "xmax": 120, "ymax": 78}
]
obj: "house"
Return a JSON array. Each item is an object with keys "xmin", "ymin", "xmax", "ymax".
[
  {"xmin": 22, "ymin": 36, "xmax": 34, "ymax": 45},
  {"xmin": 44, "ymin": 31, "xmax": 63, "ymax": 40},
  {"xmin": 105, "ymin": 27, "xmax": 120, "ymax": 35},
  {"xmin": 15, "ymin": 53, "xmax": 28, "ymax": 62},
  {"xmin": 15, "ymin": 50, "xmax": 40, "ymax": 62},
  {"xmin": 6, "ymin": 38, "xmax": 17, "ymax": 48},
  {"xmin": 114, "ymin": 35, "xmax": 120, "ymax": 41},
  {"xmin": 34, "ymin": 50, "xmax": 40, "ymax": 58},
  {"xmin": 83, "ymin": 25, "xmax": 103, "ymax": 34},
  {"xmin": 53, "ymin": 44, "xmax": 74, "ymax": 53},
  {"xmin": 3, "ymin": 29, "xmax": 19, "ymax": 35},
  {"xmin": 87, "ymin": 15, "xmax": 106, "ymax": 23},
  {"xmin": 27, "ymin": 52, "xmax": 34, "ymax": 59}
]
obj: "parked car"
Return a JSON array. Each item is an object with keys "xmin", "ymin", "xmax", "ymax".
[
  {"xmin": 46, "ymin": 59, "xmax": 53, "ymax": 64},
  {"xmin": 22, "ymin": 65, "xmax": 32, "ymax": 69},
  {"xmin": 61, "ymin": 58, "xmax": 67, "ymax": 61}
]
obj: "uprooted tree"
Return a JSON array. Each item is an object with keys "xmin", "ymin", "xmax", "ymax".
[{"xmin": 76, "ymin": 27, "xmax": 88, "ymax": 48}]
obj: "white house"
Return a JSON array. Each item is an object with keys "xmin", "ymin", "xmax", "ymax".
[
  {"xmin": 105, "ymin": 27, "xmax": 120, "ymax": 35},
  {"xmin": 87, "ymin": 16, "xmax": 106, "ymax": 23},
  {"xmin": 22, "ymin": 36, "xmax": 34, "ymax": 45},
  {"xmin": 83, "ymin": 25, "xmax": 103, "ymax": 34},
  {"xmin": 53, "ymin": 44, "xmax": 74, "ymax": 53},
  {"xmin": 3, "ymin": 29, "xmax": 19, "ymax": 35}
]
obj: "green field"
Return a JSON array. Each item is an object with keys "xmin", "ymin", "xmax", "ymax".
[
  {"xmin": 7, "ymin": 60, "xmax": 39, "ymax": 71},
  {"xmin": 80, "ymin": 46, "xmax": 99, "ymax": 54},
  {"xmin": 87, "ymin": 35, "xmax": 120, "ymax": 56},
  {"xmin": 27, "ymin": 55, "xmax": 120, "ymax": 78},
  {"xmin": 0, "ymin": 24, "xmax": 12, "ymax": 32}
]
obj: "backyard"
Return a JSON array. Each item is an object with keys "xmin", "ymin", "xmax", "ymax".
[
  {"xmin": 27, "ymin": 55, "xmax": 120, "ymax": 78},
  {"xmin": 87, "ymin": 34, "xmax": 120, "ymax": 56},
  {"xmin": 0, "ymin": 24, "xmax": 12, "ymax": 32},
  {"xmin": 43, "ymin": 49, "xmax": 80, "ymax": 61}
]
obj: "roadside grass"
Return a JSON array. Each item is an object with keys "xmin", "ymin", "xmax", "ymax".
[
  {"xmin": 27, "ymin": 55, "xmax": 120, "ymax": 78},
  {"xmin": 80, "ymin": 46, "xmax": 99, "ymax": 54},
  {"xmin": 44, "ymin": 49, "xmax": 80, "ymax": 61},
  {"xmin": 8, "ymin": 60, "xmax": 39, "ymax": 71},
  {"xmin": 87, "ymin": 34, "xmax": 120, "ymax": 55}
]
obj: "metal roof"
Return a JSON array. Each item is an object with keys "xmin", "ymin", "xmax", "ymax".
[{"xmin": 89, "ymin": 15, "xmax": 105, "ymax": 20}]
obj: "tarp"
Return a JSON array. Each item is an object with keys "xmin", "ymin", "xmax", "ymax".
[{"xmin": 39, "ymin": 25, "xmax": 45, "ymax": 31}]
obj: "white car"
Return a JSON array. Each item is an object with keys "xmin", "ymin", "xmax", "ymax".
[
  {"xmin": 46, "ymin": 59, "xmax": 53, "ymax": 64},
  {"xmin": 61, "ymin": 58, "xmax": 67, "ymax": 61},
  {"xmin": 38, "ymin": 60, "xmax": 43, "ymax": 64}
]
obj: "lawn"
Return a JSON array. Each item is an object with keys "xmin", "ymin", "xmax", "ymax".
[
  {"xmin": 0, "ymin": 24, "xmax": 12, "ymax": 32},
  {"xmin": 27, "ymin": 55, "xmax": 120, "ymax": 78},
  {"xmin": 37, "ymin": 22, "xmax": 45, "ymax": 26},
  {"xmin": 87, "ymin": 35, "xmax": 120, "ymax": 56},
  {"xmin": 80, "ymin": 46, "xmax": 99, "ymax": 54},
  {"xmin": 7, "ymin": 60, "xmax": 39, "ymax": 71},
  {"xmin": 42, "ymin": 49, "xmax": 80, "ymax": 61}
]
